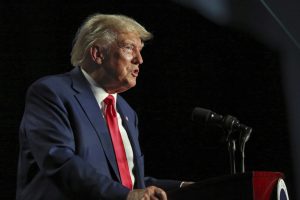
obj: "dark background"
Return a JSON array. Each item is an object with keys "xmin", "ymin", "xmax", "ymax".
[{"xmin": 0, "ymin": 0, "xmax": 295, "ymax": 199}]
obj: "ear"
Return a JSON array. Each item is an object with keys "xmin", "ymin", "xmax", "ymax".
[{"xmin": 90, "ymin": 45, "xmax": 104, "ymax": 64}]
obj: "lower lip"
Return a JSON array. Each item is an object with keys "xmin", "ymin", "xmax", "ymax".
[{"xmin": 132, "ymin": 72, "xmax": 138, "ymax": 77}]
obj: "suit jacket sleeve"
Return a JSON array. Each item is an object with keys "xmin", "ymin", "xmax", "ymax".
[
  {"xmin": 144, "ymin": 177, "xmax": 182, "ymax": 191},
  {"xmin": 19, "ymin": 81, "xmax": 130, "ymax": 200}
]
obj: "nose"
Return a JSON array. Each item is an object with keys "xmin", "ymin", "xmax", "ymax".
[{"xmin": 132, "ymin": 50, "xmax": 143, "ymax": 65}]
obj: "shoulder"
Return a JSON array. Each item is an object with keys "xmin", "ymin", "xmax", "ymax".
[
  {"xmin": 26, "ymin": 70, "xmax": 76, "ymax": 99},
  {"xmin": 31, "ymin": 71, "xmax": 72, "ymax": 91},
  {"xmin": 22, "ymin": 71, "xmax": 79, "ymax": 109}
]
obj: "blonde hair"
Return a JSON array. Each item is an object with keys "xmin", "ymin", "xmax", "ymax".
[{"xmin": 70, "ymin": 14, "xmax": 153, "ymax": 67}]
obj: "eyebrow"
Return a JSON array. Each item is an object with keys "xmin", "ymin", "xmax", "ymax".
[{"xmin": 119, "ymin": 40, "xmax": 144, "ymax": 50}]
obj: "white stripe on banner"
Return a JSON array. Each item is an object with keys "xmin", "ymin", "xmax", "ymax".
[{"xmin": 277, "ymin": 179, "xmax": 289, "ymax": 200}]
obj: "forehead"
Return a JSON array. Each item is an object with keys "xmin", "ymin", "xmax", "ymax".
[{"xmin": 116, "ymin": 32, "xmax": 143, "ymax": 46}]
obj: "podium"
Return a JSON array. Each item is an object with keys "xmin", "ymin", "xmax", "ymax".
[{"xmin": 167, "ymin": 171, "xmax": 289, "ymax": 200}]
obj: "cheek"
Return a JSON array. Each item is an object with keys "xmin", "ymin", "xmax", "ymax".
[
  {"xmin": 111, "ymin": 52, "xmax": 134, "ymax": 77},
  {"xmin": 118, "ymin": 50, "xmax": 133, "ymax": 62},
  {"xmin": 119, "ymin": 55, "xmax": 134, "ymax": 74},
  {"xmin": 123, "ymin": 53, "xmax": 133, "ymax": 61}
]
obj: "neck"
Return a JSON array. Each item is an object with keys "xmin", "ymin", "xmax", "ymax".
[{"xmin": 81, "ymin": 65, "xmax": 127, "ymax": 94}]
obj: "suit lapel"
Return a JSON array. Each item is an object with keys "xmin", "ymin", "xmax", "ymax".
[
  {"xmin": 116, "ymin": 99, "xmax": 140, "ymax": 158},
  {"xmin": 116, "ymin": 98, "xmax": 145, "ymax": 188},
  {"xmin": 70, "ymin": 68, "xmax": 121, "ymax": 182}
]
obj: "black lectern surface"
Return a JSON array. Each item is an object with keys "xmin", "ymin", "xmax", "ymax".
[{"xmin": 167, "ymin": 171, "xmax": 285, "ymax": 200}]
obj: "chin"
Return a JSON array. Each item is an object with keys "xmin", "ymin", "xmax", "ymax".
[
  {"xmin": 130, "ymin": 81, "xmax": 136, "ymax": 87},
  {"xmin": 124, "ymin": 84, "xmax": 136, "ymax": 92},
  {"xmin": 127, "ymin": 79, "xmax": 137, "ymax": 88},
  {"xmin": 117, "ymin": 82, "xmax": 136, "ymax": 93}
]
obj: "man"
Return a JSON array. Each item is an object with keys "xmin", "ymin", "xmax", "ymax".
[{"xmin": 16, "ymin": 14, "xmax": 186, "ymax": 200}]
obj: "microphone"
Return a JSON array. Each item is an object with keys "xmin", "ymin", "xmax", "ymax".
[
  {"xmin": 191, "ymin": 107, "xmax": 239, "ymax": 131},
  {"xmin": 191, "ymin": 107, "xmax": 252, "ymax": 138}
]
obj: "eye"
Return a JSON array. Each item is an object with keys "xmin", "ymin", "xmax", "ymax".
[{"xmin": 124, "ymin": 44, "xmax": 134, "ymax": 51}]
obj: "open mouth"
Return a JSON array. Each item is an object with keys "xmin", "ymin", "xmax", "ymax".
[{"xmin": 132, "ymin": 69, "xmax": 139, "ymax": 77}]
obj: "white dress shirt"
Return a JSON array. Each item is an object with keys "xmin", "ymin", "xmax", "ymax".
[{"xmin": 81, "ymin": 68, "xmax": 135, "ymax": 186}]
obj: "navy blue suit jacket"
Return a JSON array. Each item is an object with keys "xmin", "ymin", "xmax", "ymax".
[{"xmin": 16, "ymin": 67, "xmax": 180, "ymax": 200}]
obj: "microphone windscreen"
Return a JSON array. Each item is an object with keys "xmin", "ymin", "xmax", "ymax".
[{"xmin": 191, "ymin": 107, "xmax": 212, "ymax": 123}]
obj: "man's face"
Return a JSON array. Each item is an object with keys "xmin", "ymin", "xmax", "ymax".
[{"xmin": 100, "ymin": 32, "xmax": 144, "ymax": 93}]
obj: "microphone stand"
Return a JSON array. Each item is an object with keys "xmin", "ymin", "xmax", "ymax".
[
  {"xmin": 226, "ymin": 130, "xmax": 247, "ymax": 174},
  {"xmin": 237, "ymin": 125, "xmax": 252, "ymax": 173},
  {"xmin": 223, "ymin": 116, "xmax": 252, "ymax": 174},
  {"xmin": 227, "ymin": 135, "xmax": 237, "ymax": 174}
]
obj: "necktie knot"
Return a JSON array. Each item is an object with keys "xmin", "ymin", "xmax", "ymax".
[
  {"xmin": 104, "ymin": 95, "xmax": 115, "ymax": 106},
  {"xmin": 104, "ymin": 95, "xmax": 116, "ymax": 118}
]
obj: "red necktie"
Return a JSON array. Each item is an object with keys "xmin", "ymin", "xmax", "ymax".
[{"xmin": 104, "ymin": 95, "xmax": 133, "ymax": 190}]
